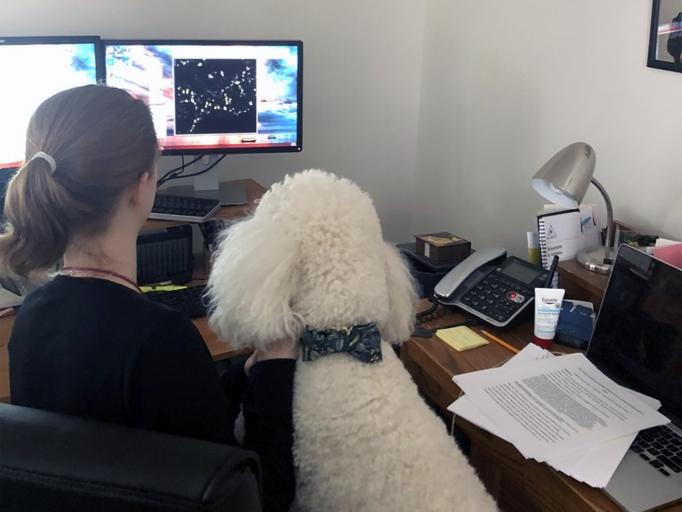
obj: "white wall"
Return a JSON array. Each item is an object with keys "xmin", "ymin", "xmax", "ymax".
[
  {"xmin": 414, "ymin": 0, "xmax": 682, "ymax": 257},
  {"xmin": 3, "ymin": 0, "xmax": 426, "ymax": 241},
  {"xmin": 6, "ymin": 1, "xmax": 680, "ymax": 250}
]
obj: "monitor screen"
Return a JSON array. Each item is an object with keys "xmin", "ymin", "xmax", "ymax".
[
  {"xmin": 103, "ymin": 40, "xmax": 302, "ymax": 155},
  {"xmin": 0, "ymin": 36, "xmax": 103, "ymax": 170},
  {"xmin": 587, "ymin": 244, "xmax": 682, "ymax": 424}
]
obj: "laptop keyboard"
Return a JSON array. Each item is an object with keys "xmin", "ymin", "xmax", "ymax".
[{"xmin": 632, "ymin": 425, "xmax": 682, "ymax": 477}]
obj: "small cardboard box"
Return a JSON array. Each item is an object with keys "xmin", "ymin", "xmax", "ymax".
[{"xmin": 415, "ymin": 232, "xmax": 471, "ymax": 264}]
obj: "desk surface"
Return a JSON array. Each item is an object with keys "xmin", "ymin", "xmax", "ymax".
[
  {"xmin": 0, "ymin": 178, "xmax": 265, "ymax": 403},
  {"xmin": 401, "ymin": 303, "xmax": 682, "ymax": 512}
]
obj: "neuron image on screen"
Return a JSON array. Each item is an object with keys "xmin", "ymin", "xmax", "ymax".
[
  {"xmin": 174, "ymin": 58, "xmax": 257, "ymax": 135},
  {"xmin": 104, "ymin": 43, "xmax": 300, "ymax": 153},
  {"xmin": 0, "ymin": 42, "xmax": 99, "ymax": 169}
]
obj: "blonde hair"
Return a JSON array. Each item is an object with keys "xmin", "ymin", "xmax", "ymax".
[{"xmin": 0, "ymin": 85, "xmax": 157, "ymax": 276}]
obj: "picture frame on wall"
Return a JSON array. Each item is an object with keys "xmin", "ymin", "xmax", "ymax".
[{"xmin": 648, "ymin": 0, "xmax": 682, "ymax": 72}]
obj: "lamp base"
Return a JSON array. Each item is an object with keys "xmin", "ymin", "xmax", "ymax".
[{"xmin": 576, "ymin": 246, "xmax": 614, "ymax": 275}]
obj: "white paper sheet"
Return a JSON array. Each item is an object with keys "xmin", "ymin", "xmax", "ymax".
[
  {"xmin": 448, "ymin": 347, "xmax": 664, "ymax": 487},
  {"xmin": 452, "ymin": 353, "xmax": 668, "ymax": 463}
]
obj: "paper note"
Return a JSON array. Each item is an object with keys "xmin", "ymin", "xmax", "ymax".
[
  {"xmin": 436, "ymin": 326, "xmax": 489, "ymax": 352},
  {"xmin": 452, "ymin": 353, "xmax": 668, "ymax": 463},
  {"xmin": 448, "ymin": 345, "xmax": 663, "ymax": 487}
]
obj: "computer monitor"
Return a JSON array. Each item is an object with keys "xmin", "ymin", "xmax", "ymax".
[
  {"xmin": 0, "ymin": 36, "xmax": 103, "ymax": 170},
  {"xmin": 102, "ymin": 40, "xmax": 303, "ymax": 156}
]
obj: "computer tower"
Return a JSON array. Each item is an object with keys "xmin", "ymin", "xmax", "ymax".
[{"xmin": 137, "ymin": 225, "xmax": 194, "ymax": 285}]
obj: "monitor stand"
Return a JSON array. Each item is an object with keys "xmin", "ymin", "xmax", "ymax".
[{"xmin": 162, "ymin": 180, "xmax": 248, "ymax": 206}]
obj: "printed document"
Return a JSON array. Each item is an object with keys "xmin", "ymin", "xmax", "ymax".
[
  {"xmin": 452, "ymin": 353, "xmax": 668, "ymax": 463},
  {"xmin": 449, "ymin": 345, "xmax": 662, "ymax": 487}
]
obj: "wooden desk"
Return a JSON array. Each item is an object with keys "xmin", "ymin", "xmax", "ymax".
[
  {"xmin": 0, "ymin": 178, "xmax": 266, "ymax": 403},
  {"xmin": 401, "ymin": 304, "xmax": 682, "ymax": 512}
]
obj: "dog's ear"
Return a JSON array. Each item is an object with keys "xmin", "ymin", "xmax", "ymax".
[
  {"xmin": 379, "ymin": 242, "xmax": 418, "ymax": 344},
  {"xmin": 207, "ymin": 216, "xmax": 302, "ymax": 351}
]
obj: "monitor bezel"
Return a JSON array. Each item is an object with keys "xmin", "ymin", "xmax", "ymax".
[{"xmin": 101, "ymin": 39, "xmax": 303, "ymax": 156}]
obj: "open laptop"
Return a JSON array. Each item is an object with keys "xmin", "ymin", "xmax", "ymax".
[{"xmin": 586, "ymin": 244, "xmax": 682, "ymax": 512}]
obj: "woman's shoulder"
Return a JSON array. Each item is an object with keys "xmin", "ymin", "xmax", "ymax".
[{"xmin": 19, "ymin": 275, "xmax": 197, "ymax": 336}]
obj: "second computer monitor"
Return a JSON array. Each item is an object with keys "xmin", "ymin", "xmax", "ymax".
[
  {"xmin": 103, "ymin": 40, "xmax": 302, "ymax": 155},
  {"xmin": 0, "ymin": 36, "xmax": 103, "ymax": 170}
]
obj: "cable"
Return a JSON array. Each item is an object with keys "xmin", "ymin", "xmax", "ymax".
[
  {"xmin": 159, "ymin": 154, "xmax": 227, "ymax": 186},
  {"xmin": 156, "ymin": 154, "xmax": 205, "ymax": 187},
  {"xmin": 157, "ymin": 155, "xmax": 203, "ymax": 187}
]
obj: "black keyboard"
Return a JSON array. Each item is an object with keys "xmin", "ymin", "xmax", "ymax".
[
  {"xmin": 631, "ymin": 425, "xmax": 682, "ymax": 477},
  {"xmin": 150, "ymin": 194, "xmax": 220, "ymax": 222},
  {"xmin": 145, "ymin": 285, "xmax": 209, "ymax": 319}
]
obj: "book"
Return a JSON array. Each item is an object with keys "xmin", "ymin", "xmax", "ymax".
[{"xmin": 537, "ymin": 205, "xmax": 601, "ymax": 268}]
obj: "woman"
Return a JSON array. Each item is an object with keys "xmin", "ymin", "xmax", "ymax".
[{"xmin": 1, "ymin": 85, "xmax": 296, "ymax": 511}]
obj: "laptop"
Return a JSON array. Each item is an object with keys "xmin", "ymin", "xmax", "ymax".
[{"xmin": 586, "ymin": 244, "xmax": 682, "ymax": 512}]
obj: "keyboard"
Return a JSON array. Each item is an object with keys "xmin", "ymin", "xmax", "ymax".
[
  {"xmin": 631, "ymin": 425, "xmax": 682, "ymax": 477},
  {"xmin": 144, "ymin": 285, "xmax": 209, "ymax": 319},
  {"xmin": 149, "ymin": 194, "xmax": 220, "ymax": 223}
]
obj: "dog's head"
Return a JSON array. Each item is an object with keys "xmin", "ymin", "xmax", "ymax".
[{"xmin": 207, "ymin": 170, "xmax": 417, "ymax": 350}]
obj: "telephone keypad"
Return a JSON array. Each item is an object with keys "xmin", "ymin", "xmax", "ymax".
[{"xmin": 461, "ymin": 274, "xmax": 532, "ymax": 323}]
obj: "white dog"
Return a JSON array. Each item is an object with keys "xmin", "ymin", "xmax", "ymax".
[{"xmin": 207, "ymin": 170, "xmax": 496, "ymax": 512}]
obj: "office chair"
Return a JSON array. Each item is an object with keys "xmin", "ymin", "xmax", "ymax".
[{"xmin": 0, "ymin": 403, "xmax": 261, "ymax": 511}]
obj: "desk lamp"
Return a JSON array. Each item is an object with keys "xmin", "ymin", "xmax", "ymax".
[{"xmin": 531, "ymin": 142, "xmax": 615, "ymax": 274}]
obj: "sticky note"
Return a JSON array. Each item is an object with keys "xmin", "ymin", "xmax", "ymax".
[
  {"xmin": 436, "ymin": 326, "xmax": 489, "ymax": 352},
  {"xmin": 140, "ymin": 285, "xmax": 188, "ymax": 293}
]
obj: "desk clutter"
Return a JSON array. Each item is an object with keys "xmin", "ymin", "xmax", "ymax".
[
  {"xmin": 415, "ymin": 232, "xmax": 471, "ymax": 264},
  {"xmin": 448, "ymin": 344, "xmax": 669, "ymax": 489},
  {"xmin": 399, "ymin": 232, "xmax": 471, "ymax": 298}
]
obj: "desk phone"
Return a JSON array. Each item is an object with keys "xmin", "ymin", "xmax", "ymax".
[{"xmin": 433, "ymin": 247, "xmax": 549, "ymax": 328}]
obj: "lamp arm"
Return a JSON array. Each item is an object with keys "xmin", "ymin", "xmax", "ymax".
[{"xmin": 590, "ymin": 177, "xmax": 615, "ymax": 253}]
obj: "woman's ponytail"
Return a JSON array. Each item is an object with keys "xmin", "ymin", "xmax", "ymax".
[{"xmin": 0, "ymin": 85, "xmax": 157, "ymax": 277}]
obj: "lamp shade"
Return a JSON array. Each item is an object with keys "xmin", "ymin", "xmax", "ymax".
[{"xmin": 531, "ymin": 142, "xmax": 596, "ymax": 208}]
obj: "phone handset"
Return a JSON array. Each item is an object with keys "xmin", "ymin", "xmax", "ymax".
[{"xmin": 433, "ymin": 247, "xmax": 507, "ymax": 304}]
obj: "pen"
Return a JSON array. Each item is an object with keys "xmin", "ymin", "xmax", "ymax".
[
  {"xmin": 479, "ymin": 329, "xmax": 520, "ymax": 354},
  {"xmin": 543, "ymin": 254, "xmax": 559, "ymax": 288}
]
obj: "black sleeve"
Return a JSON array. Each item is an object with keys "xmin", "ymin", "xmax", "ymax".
[
  {"xmin": 221, "ymin": 357, "xmax": 248, "ymax": 425},
  {"xmin": 129, "ymin": 312, "xmax": 236, "ymax": 445},
  {"xmin": 243, "ymin": 359, "xmax": 297, "ymax": 512}
]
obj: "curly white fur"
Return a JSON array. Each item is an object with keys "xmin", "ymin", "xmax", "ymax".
[{"xmin": 207, "ymin": 170, "xmax": 497, "ymax": 511}]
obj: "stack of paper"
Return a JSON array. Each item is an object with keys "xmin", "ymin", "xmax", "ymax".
[{"xmin": 448, "ymin": 345, "xmax": 669, "ymax": 488}]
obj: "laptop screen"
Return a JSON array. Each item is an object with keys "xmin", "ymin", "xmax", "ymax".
[{"xmin": 587, "ymin": 244, "xmax": 682, "ymax": 424}]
